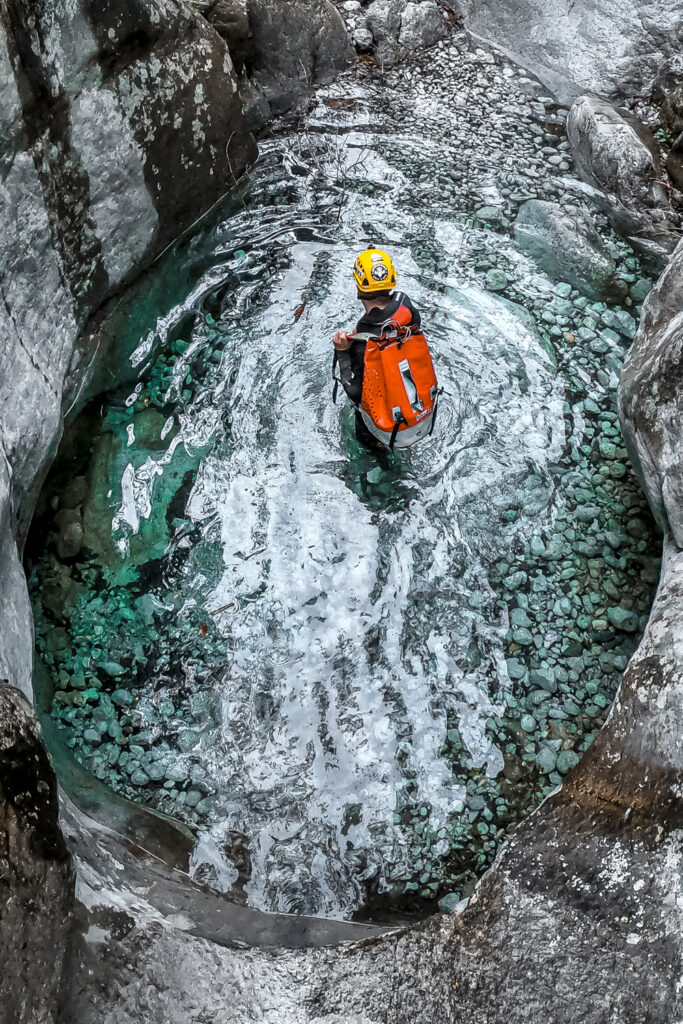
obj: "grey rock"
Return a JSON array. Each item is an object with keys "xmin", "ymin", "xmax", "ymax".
[
  {"xmin": 535, "ymin": 744, "xmax": 557, "ymax": 774},
  {"xmin": 606, "ymin": 606, "xmax": 639, "ymax": 632},
  {"xmin": 366, "ymin": 0, "xmax": 406, "ymax": 63},
  {"xmin": 528, "ymin": 669, "xmax": 557, "ymax": 693},
  {"xmin": 486, "ymin": 268, "xmax": 508, "ymax": 291},
  {"xmin": 398, "ymin": 2, "xmax": 446, "ymax": 50},
  {"xmin": 60, "ymin": 476, "xmax": 89, "ymax": 510},
  {"xmin": 111, "ymin": 688, "xmax": 133, "ymax": 707},
  {"xmin": 452, "ymin": 0, "xmax": 683, "ymax": 106},
  {"xmin": 567, "ymin": 96, "xmax": 679, "ymax": 262},
  {"xmin": 353, "ymin": 25, "xmax": 374, "ymax": 50},
  {"xmin": 620, "ymin": 237, "xmax": 683, "ymax": 545},
  {"xmin": 247, "ymin": 0, "xmax": 353, "ymax": 115},
  {"xmin": 514, "ymin": 200, "xmax": 627, "ymax": 302},
  {"xmin": 203, "ymin": 0, "xmax": 251, "ymax": 71},
  {"xmin": 0, "ymin": 684, "xmax": 73, "ymax": 1023}
]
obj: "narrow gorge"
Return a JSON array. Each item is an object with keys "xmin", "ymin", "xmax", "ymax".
[{"xmin": 1, "ymin": 1, "xmax": 682, "ymax": 1021}]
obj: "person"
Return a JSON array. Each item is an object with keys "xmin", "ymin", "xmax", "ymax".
[{"xmin": 333, "ymin": 248, "xmax": 421, "ymax": 451}]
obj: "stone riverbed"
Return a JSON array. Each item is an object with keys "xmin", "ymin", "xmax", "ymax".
[{"xmin": 27, "ymin": 36, "xmax": 660, "ymax": 920}]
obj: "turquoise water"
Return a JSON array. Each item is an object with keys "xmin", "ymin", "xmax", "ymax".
[{"xmin": 29, "ymin": 44, "xmax": 659, "ymax": 919}]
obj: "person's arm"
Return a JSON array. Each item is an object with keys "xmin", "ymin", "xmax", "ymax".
[{"xmin": 333, "ymin": 335, "xmax": 364, "ymax": 405}]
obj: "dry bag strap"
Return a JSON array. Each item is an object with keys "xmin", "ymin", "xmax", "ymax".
[
  {"xmin": 332, "ymin": 350, "xmax": 339, "ymax": 403},
  {"xmin": 389, "ymin": 413, "xmax": 407, "ymax": 450},
  {"xmin": 428, "ymin": 389, "xmax": 444, "ymax": 437}
]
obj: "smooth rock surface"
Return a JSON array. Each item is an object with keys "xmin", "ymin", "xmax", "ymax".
[
  {"xmin": 620, "ymin": 237, "xmax": 683, "ymax": 546},
  {"xmin": 451, "ymin": 0, "xmax": 683, "ymax": 106},
  {"xmin": 250, "ymin": 0, "xmax": 353, "ymax": 113},
  {"xmin": 0, "ymin": 684, "xmax": 73, "ymax": 1024},
  {"xmin": 513, "ymin": 199, "xmax": 626, "ymax": 301},
  {"xmin": 566, "ymin": 95, "xmax": 679, "ymax": 260}
]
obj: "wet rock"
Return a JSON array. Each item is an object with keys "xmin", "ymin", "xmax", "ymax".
[
  {"xmin": 243, "ymin": 0, "xmax": 353, "ymax": 117},
  {"xmin": 451, "ymin": 0, "xmax": 683, "ymax": 106},
  {"xmin": 528, "ymin": 669, "xmax": 557, "ymax": 693},
  {"xmin": 485, "ymin": 268, "xmax": 508, "ymax": 291},
  {"xmin": 514, "ymin": 200, "xmax": 627, "ymax": 302},
  {"xmin": 399, "ymin": 2, "xmax": 446, "ymax": 50},
  {"xmin": 54, "ymin": 508, "xmax": 84, "ymax": 560},
  {"xmin": 535, "ymin": 744, "xmax": 557, "ymax": 774},
  {"xmin": 607, "ymin": 606, "xmax": 639, "ymax": 632},
  {"xmin": 111, "ymin": 688, "xmax": 133, "ymax": 707},
  {"xmin": 60, "ymin": 476, "xmax": 89, "ymax": 510},
  {"xmin": 0, "ymin": 684, "xmax": 73, "ymax": 1022},
  {"xmin": 566, "ymin": 96, "xmax": 679, "ymax": 262},
  {"xmin": 620, "ymin": 237, "xmax": 683, "ymax": 545}
]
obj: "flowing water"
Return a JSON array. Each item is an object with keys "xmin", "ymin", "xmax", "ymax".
[{"xmin": 29, "ymin": 41, "xmax": 659, "ymax": 919}]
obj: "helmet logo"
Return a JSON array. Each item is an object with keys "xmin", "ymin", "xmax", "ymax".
[{"xmin": 371, "ymin": 263, "xmax": 389, "ymax": 282}]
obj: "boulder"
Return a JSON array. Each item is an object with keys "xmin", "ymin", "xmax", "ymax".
[
  {"xmin": 566, "ymin": 95, "xmax": 680, "ymax": 263},
  {"xmin": 366, "ymin": 0, "xmax": 407, "ymax": 64},
  {"xmin": 399, "ymin": 2, "xmax": 447, "ymax": 50},
  {"xmin": 513, "ymin": 199, "xmax": 627, "ymax": 302},
  {"xmin": 203, "ymin": 0, "xmax": 252, "ymax": 71},
  {"xmin": 244, "ymin": 0, "xmax": 353, "ymax": 117},
  {"xmin": 203, "ymin": 0, "xmax": 353, "ymax": 122},
  {"xmin": 366, "ymin": 0, "xmax": 446, "ymax": 64},
  {"xmin": 619, "ymin": 237, "xmax": 683, "ymax": 547},
  {"xmin": 0, "ymin": 0, "xmax": 257, "ymax": 527},
  {"xmin": 0, "ymin": 683, "xmax": 74, "ymax": 1023}
]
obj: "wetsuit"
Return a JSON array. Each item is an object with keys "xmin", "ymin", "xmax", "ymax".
[{"xmin": 335, "ymin": 291, "xmax": 421, "ymax": 450}]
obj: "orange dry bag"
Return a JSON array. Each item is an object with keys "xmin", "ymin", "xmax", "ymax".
[{"xmin": 359, "ymin": 321, "xmax": 439, "ymax": 449}]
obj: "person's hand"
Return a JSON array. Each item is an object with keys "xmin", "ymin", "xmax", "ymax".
[{"xmin": 333, "ymin": 330, "xmax": 351, "ymax": 351}]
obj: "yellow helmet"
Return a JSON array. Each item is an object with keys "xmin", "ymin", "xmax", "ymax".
[{"xmin": 353, "ymin": 247, "xmax": 397, "ymax": 294}]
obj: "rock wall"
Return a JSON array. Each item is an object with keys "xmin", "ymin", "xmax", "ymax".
[
  {"xmin": 0, "ymin": 683, "xmax": 73, "ymax": 1024},
  {"xmin": 1, "ymin": 0, "xmax": 683, "ymax": 1021},
  {"xmin": 619, "ymin": 239, "xmax": 683, "ymax": 546},
  {"xmin": 0, "ymin": 0, "xmax": 259, "ymax": 693},
  {"xmin": 451, "ymin": 0, "xmax": 683, "ymax": 106}
]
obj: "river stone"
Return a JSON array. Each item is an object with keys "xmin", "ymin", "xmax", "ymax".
[
  {"xmin": 535, "ymin": 745, "xmax": 557, "ymax": 774},
  {"xmin": 54, "ymin": 509, "xmax": 84, "ymax": 561},
  {"xmin": 506, "ymin": 658, "xmax": 527, "ymax": 681},
  {"xmin": 513, "ymin": 200, "xmax": 627, "ymax": 302},
  {"xmin": 60, "ymin": 476, "xmax": 89, "ymax": 509},
  {"xmin": 111, "ymin": 688, "xmax": 133, "ymax": 707},
  {"xmin": 528, "ymin": 669, "xmax": 557, "ymax": 694},
  {"xmin": 486, "ymin": 268, "xmax": 508, "ymax": 291},
  {"xmin": 556, "ymin": 749, "xmax": 580, "ymax": 774},
  {"xmin": 606, "ymin": 606, "xmax": 639, "ymax": 632}
]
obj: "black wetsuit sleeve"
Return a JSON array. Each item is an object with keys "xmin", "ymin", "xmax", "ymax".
[
  {"xmin": 336, "ymin": 339, "xmax": 365, "ymax": 405},
  {"xmin": 404, "ymin": 295, "xmax": 421, "ymax": 329}
]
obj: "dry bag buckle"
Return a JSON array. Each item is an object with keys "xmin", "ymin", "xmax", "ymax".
[{"xmin": 376, "ymin": 320, "xmax": 411, "ymax": 349}]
